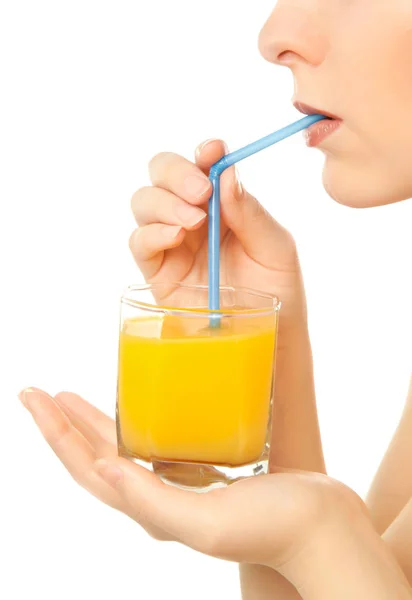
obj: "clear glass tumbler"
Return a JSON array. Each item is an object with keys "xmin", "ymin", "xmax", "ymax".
[{"xmin": 116, "ymin": 283, "xmax": 280, "ymax": 491}]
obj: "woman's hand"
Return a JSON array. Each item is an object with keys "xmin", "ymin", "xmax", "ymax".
[
  {"xmin": 130, "ymin": 140, "xmax": 306, "ymax": 331},
  {"xmin": 19, "ymin": 142, "xmax": 325, "ymax": 600},
  {"xmin": 18, "ymin": 388, "xmax": 411, "ymax": 599}
]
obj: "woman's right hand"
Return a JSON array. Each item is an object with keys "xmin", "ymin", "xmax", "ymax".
[
  {"xmin": 130, "ymin": 139, "xmax": 307, "ymax": 332},
  {"xmin": 129, "ymin": 139, "xmax": 324, "ymax": 600}
]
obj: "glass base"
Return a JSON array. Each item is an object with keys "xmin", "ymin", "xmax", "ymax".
[{"xmin": 119, "ymin": 449, "xmax": 269, "ymax": 492}]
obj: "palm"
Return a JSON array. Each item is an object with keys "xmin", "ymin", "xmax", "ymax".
[
  {"xmin": 23, "ymin": 387, "xmax": 352, "ymax": 590},
  {"xmin": 32, "ymin": 390, "xmax": 332, "ymax": 565}
]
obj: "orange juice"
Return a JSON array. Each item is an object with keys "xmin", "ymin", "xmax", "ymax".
[{"xmin": 117, "ymin": 313, "xmax": 277, "ymax": 467}]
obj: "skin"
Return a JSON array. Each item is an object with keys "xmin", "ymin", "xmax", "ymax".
[
  {"xmin": 368, "ymin": 380, "xmax": 412, "ymax": 538},
  {"xmin": 259, "ymin": 0, "xmax": 412, "ymax": 208},
  {"xmin": 19, "ymin": 0, "xmax": 412, "ymax": 597},
  {"xmin": 18, "ymin": 388, "xmax": 412, "ymax": 599}
]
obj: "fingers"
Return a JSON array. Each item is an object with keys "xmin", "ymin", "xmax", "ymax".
[
  {"xmin": 132, "ymin": 140, "xmax": 230, "ymax": 231},
  {"xmin": 18, "ymin": 388, "xmax": 124, "ymax": 511},
  {"xmin": 197, "ymin": 139, "xmax": 297, "ymax": 270},
  {"xmin": 19, "ymin": 388, "xmax": 95, "ymax": 473},
  {"xmin": 19, "ymin": 388, "xmax": 173, "ymax": 540},
  {"xmin": 130, "ymin": 144, "xmax": 220, "ymax": 244},
  {"xmin": 54, "ymin": 391, "xmax": 117, "ymax": 454},
  {"xmin": 129, "ymin": 224, "xmax": 183, "ymax": 262},
  {"xmin": 131, "ymin": 187, "xmax": 207, "ymax": 229},
  {"xmin": 195, "ymin": 138, "xmax": 228, "ymax": 174},
  {"xmin": 131, "ymin": 138, "xmax": 298, "ymax": 287},
  {"xmin": 95, "ymin": 457, "xmax": 220, "ymax": 553},
  {"xmin": 129, "ymin": 223, "xmax": 190, "ymax": 281},
  {"xmin": 149, "ymin": 152, "xmax": 212, "ymax": 206}
]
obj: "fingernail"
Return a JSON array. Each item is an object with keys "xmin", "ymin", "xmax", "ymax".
[
  {"xmin": 174, "ymin": 203, "xmax": 206, "ymax": 227},
  {"xmin": 95, "ymin": 459, "xmax": 123, "ymax": 488},
  {"xmin": 18, "ymin": 387, "xmax": 37, "ymax": 410},
  {"xmin": 162, "ymin": 225, "xmax": 183, "ymax": 240},
  {"xmin": 183, "ymin": 175, "xmax": 211, "ymax": 200},
  {"xmin": 195, "ymin": 139, "xmax": 215, "ymax": 159},
  {"xmin": 196, "ymin": 139, "xmax": 229, "ymax": 159}
]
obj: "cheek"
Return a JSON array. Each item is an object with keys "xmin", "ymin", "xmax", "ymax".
[
  {"xmin": 330, "ymin": 3, "xmax": 412, "ymax": 132},
  {"xmin": 337, "ymin": 24, "xmax": 412, "ymax": 132},
  {"xmin": 324, "ymin": 7, "xmax": 412, "ymax": 206}
]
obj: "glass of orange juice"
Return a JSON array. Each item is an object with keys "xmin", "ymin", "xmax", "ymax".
[{"xmin": 116, "ymin": 283, "xmax": 280, "ymax": 491}]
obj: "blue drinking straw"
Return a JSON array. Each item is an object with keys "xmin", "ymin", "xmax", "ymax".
[{"xmin": 208, "ymin": 114, "xmax": 327, "ymax": 312}]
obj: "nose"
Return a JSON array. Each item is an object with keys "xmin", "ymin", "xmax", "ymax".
[{"xmin": 258, "ymin": 2, "xmax": 328, "ymax": 68}]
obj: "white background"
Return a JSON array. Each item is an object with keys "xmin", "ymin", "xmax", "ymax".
[{"xmin": 1, "ymin": 1, "xmax": 411, "ymax": 599}]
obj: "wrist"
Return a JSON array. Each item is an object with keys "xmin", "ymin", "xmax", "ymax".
[{"xmin": 272, "ymin": 490, "xmax": 410, "ymax": 599}]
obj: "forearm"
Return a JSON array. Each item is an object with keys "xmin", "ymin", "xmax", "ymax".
[
  {"xmin": 240, "ymin": 319, "xmax": 325, "ymax": 600},
  {"xmin": 270, "ymin": 322, "xmax": 326, "ymax": 474},
  {"xmin": 277, "ymin": 508, "xmax": 412, "ymax": 600},
  {"xmin": 383, "ymin": 498, "xmax": 412, "ymax": 585},
  {"xmin": 367, "ymin": 377, "xmax": 412, "ymax": 533}
]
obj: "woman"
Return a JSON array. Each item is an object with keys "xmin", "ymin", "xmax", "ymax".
[{"xmin": 19, "ymin": 2, "xmax": 412, "ymax": 598}]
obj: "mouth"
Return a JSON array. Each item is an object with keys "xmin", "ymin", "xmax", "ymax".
[{"xmin": 294, "ymin": 101, "xmax": 342, "ymax": 147}]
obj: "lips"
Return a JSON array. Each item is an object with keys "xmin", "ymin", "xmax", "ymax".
[
  {"xmin": 294, "ymin": 102, "xmax": 340, "ymax": 121},
  {"xmin": 294, "ymin": 101, "xmax": 342, "ymax": 147}
]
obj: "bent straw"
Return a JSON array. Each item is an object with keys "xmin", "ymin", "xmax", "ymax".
[{"xmin": 208, "ymin": 114, "xmax": 327, "ymax": 312}]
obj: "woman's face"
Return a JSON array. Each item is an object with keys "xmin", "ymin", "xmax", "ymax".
[{"xmin": 259, "ymin": 0, "xmax": 412, "ymax": 208}]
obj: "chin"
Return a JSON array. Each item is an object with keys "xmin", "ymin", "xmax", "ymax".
[{"xmin": 322, "ymin": 156, "xmax": 410, "ymax": 209}]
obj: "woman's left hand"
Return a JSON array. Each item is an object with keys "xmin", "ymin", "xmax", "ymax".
[{"xmin": 19, "ymin": 387, "xmax": 411, "ymax": 598}]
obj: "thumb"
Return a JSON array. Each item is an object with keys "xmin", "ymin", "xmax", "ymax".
[
  {"xmin": 196, "ymin": 139, "xmax": 297, "ymax": 270},
  {"xmin": 95, "ymin": 457, "xmax": 218, "ymax": 551}
]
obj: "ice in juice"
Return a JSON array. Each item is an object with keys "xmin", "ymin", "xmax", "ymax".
[{"xmin": 117, "ymin": 312, "xmax": 277, "ymax": 467}]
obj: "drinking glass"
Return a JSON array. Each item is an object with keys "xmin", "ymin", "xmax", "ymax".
[{"xmin": 116, "ymin": 283, "xmax": 280, "ymax": 491}]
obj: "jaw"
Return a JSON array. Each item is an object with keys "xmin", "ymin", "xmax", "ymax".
[{"xmin": 322, "ymin": 157, "xmax": 411, "ymax": 209}]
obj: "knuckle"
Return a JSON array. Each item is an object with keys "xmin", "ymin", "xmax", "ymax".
[
  {"xmin": 148, "ymin": 151, "xmax": 174, "ymax": 174},
  {"xmin": 130, "ymin": 186, "xmax": 151, "ymax": 209},
  {"xmin": 46, "ymin": 416, "xmax": 72, "ymax": 449},
  {"xmin": 128, "ymin": 228, "xmax": 141, "ymax": 252}
]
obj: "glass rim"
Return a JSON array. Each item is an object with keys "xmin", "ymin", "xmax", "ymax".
[{"xmin": 121, "ymin": 282, "xmax": 281, "ymax": 317}]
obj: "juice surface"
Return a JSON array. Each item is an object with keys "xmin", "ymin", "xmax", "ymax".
[{"xmin": 117, "ymin": 312, "xmax": 276, "ymax": 467}]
